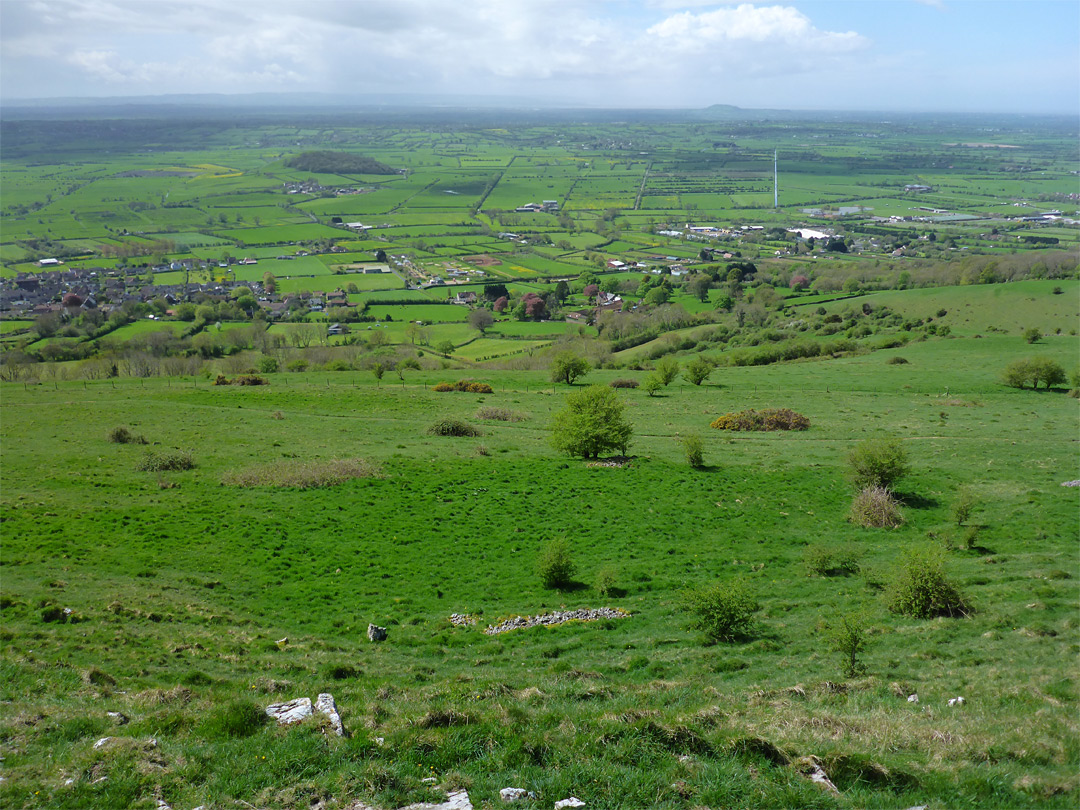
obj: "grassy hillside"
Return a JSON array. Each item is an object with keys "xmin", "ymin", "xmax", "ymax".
[{"xmin": 1, "ymin": 333, "xmax": 1077, "ymax": 809}]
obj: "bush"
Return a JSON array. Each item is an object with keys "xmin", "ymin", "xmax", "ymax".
[
  {"xmin": 682, "ymin": 579, "xmax": 759, "ymax": 642},
  {"xmin": 886, "ymin": 356, "xmax": 909, "ymax": 365},
  {"xmin": 1003, "ymin": 357, "xmax": 1066, "ymax": 389},
  {"xmin": 804, "ymin": 544, "xmax": 860, "ymax": 577},
  {"xmin": 952, "ymin": 488, "xmax": 977, "ymax": 527},
  {"xmin": 107, "ymin": 426, "xmax": 147, "ymax": 445},
  {"xmin": 550, "ymin": 385, "xmax": 632, "ymax": 459},
  {"xmin": 609, "ymin": 378, "xmax": 639, "ymax": 389},
  {"xmin": 427, "ymin": 418, "xmax": 481, "ymax": 437},
  {"xmin": 223, "ymin": 458, "xmax": 382, "ymax": 489},
  {"xmin": 830, "ymin": 613, "xmax": 869, "ymax": 678},
  {"xmin": 594, "ymin": 568, "xmax": 617, "ymax": 598},
  {"xmin": 683, "ymin": 355, "xmax": 712, "ymax": 386},
  {"xmin": 257, "ymin": 356, "xmax": 279, "ymax": 373},
  {"xmin": 710, "ymin": 408, "xmax": 810, "ymax": 432},
  {"xmin": 680, "ymin": 433, "xmax": 705, "ymax": 468},
  {"xmin": 642, "ymin": 374, "xmax": 663, "ymax": 396},
  {"xmin": 537, "ymin": 537, "xmax": 575, "ymax": 589},
  {"xmin": 846, "ymin": 437, "xmax": 908, "ymax": 489},
  {"xmin": 136, "ymin": 450, "xmax": 195, "ymax": 472},
  {"xmin": 886, "ymin": 547, "xmax": 970, "ymax": 619},
  {"xmin": 234, "ymin": 374, "xmax": 267, "ymax": 386},
  {"xmin": 1024, "ymin": 327, "xmax": 1042, "ymax": 344},
  {"xmin": 434, "ymin": 379, "xmax": 494, "ymax": 393},
  {"xmin": 475, "ymin": 406, "xmax": 526, "ymax": 422},
  {"xmin": 655, "ymin": 357, "xmax": 680, "ymax": 386},
  {"xmin": 849, "ymin": 487, "xmax": 904, "ymax": 528}
]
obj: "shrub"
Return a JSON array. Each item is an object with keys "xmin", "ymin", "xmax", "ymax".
[
  {"xmin": 849, "ymin": 486, "xmax": 904, "ymax": 528},
  {"xmin": 886, "ymin": 547, "xmax": 970, "ymax": 618},
  {"xmin": 136, "ymin": 450, "xmax": 195, "ymax": 472},
  {"xmin": 427, "ymin": 418, "xmax": 481, "ymax": 437},
  {"xmin": 804, "ymin": 544, "xmax": 860, "ymax": 577},
  {"xmin": 537, "ymin": 537, "xmax": 575, "ymax": 589},
  {"xmin": 594, "ymin": 568, "xmax": 617, "ymax": 598},
  {"xmin": 608, "ymin": 378, "xmax": 639, "ymax": 389},
  {"xmin": 683, "ymin": 355, "xmax": 712, "ymax": 386},
  {"xmin": 1024, "ymin": 327, "xmax": 1042, "ymax": 344},
  {"xmin": 223, "ymin": 458, "xmax": 382, "ymax": 489},
  {"xmin": 953, "ymin": 488, "xmax": 977, "ymax": 527},
  {"xmin": 550, "ymin": 385, "xmax": 632, "ymax": 458},
  {"xmin": 680, "ymin": 433, "xmax": 705, "ymax": 468},
  {"xmin": 642, "ymin": 374, "xmax": 663, "ymax": 396},
  {"xmin": 830, "ymin": 613, "xmax": 869, "ymax": 678},
  {"xmin": 213, "ymin": 374, "xmax": 231, "ymax": 386},
  {"xmin": 234, "ymin": 374, "xmax": 267, "ymax": 386},
  {"xmin": 710, "ymin": 408, "xmax": 809, "ymax": 432},
  {"xmin": 682, "ymin": 579, "xmax": 759, "ymax": 643},
  {"xmin": 434, "ymin": 379, "xmax": 494, "ymax": 393},
  {"xmin": 886, "ymin": 356, "xmax": 909, "ymax": 365},
  {"xmin": 107, "ymin": 426, "xmax": 147, "ymax": 445},
  {"xmin": 846, "ymin": 438, "xmax": 908, "ymax": 489},
  {"xmin": 257, "ymin": 356, "xmax": 279, "ymax": 373},
  {"xmin": 286, "ymin": 359, "xmax": 309, "ymax": 373},
  {"xmin": 475, "ymin": 406, "xmax": 526, "ymax": 422},
  {"xmin": 655, "ymin": 357, "xmax": 680, "ymax": 386}
]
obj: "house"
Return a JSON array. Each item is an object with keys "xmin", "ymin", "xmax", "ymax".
[
  {"xmin": 327, "ymin": 323, "xmax": 349, "ymax": 336},
  {"xmin": 453, "ymin": 291, "xmax": 477, "ymax": 305},
  {"xmin": 37, "ymin": 258, "xmax": 62, "ymax": 267}
]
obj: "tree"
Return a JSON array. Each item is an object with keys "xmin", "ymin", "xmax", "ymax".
[
  {"xmin": 436, "ymin": 340, "xmax": 456, "ymax": 355},
  {"xmin": 395, "ymin": 356, "xmax": 420, "ymax": 380},
  {"xmin": 642, "ymin": 374, "xmax": 663, "ymax": 396},
  {"xmin": 468, "ymin": 308, "xmax": 494, "ymax": 334},
  {"xmin": 554, "ymin": 280, "xmax": 570, "ymax": 302},
  {"xmin": 846, "ymin": 437, "xmax": 909, "ymax": 490},
  {"xmin": 550, "ymin": 351, "xmax": 590, "ymax": 385},
  {"xmin": 550, "ymin": 384, "xmax": 632, "ymax": 459},
  {"xmin": 683, "ymin": 355, "xmax": 712, "ymax": 386},
  {"xmin": 1024, "ymin": 327, "xmax": 1042, "ymax": 344},
  {"xmin": 536, "ymin": 537, "xmax": 575, "ymax": 589},
  {"xmin": 655, "ymin": 356, "xmax": 680, "ymax": 386},
  {"xmin": 372, "ymin": 361, "xmax": 385, "ymax": 387},
  {"xmin": 687, "ymin": 273, "xmax": 711, "ymax": 302},
  {"xmin": 1003, "ymin": 357, "xmax": 1066, "ymax": 389},
  {"xmin": 262, "ymin": 272, "xmax": 277, "ymax": 293},
  {"xmin": 375, "ymin": 249, "xmax": 388, "ymax": 263}
]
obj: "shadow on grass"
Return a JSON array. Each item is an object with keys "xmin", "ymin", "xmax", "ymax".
[{"xmin": 899, "ymin": 492, "xmax": 939, "ymax": 509}]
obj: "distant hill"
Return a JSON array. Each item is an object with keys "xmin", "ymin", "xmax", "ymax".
[{"xmin": 286, "ymin": 151, "xmax": 397, "ymax": 175}]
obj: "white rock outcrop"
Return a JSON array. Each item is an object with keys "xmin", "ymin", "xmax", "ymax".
[
  {"xmin": 316, "ymin": 692, "xmax": 345, "ymax": 736},
  {"xmin": 266, "ymin": 697, "xmax": 313, "ymax": 725}
]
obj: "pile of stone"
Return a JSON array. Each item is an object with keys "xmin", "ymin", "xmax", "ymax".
[
  {"xmin": 449, "ymin": 613, "xmax": 479, "ymax": 627},
  {"xmin": 485, "ymin": 607, "xmax": 629, "ymax": 635}
]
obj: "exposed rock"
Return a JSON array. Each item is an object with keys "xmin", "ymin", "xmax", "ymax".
[
  {"xmin": 1061, "ymin": 480, "xmax": 1080, "ymax": 487},
  {"xmin": 485, "ymin": 607, "xmax": 629, "ymax": 635},
  {"xmin": 907, "ymin": 694, "xmax": 919, "ymax": 704},
  {"xmin": 368, "ymin": 624, "xmax": 388, "ymax": 642},
  {"xmin": 948, "ymin": 696, "xmax": 966, "ymax": 706},
  {"xmin": 500, "ymin": 787, "xmax": 533, "ymax": 802},
  {"xmin": 554, "ymin": 798, "xmax": 585, "ymax": 809},
  {"xmin": 276, "ymin": 636, "xmax": 289, "ymax": 646},
  {"xmin": 449, "ymin": 613, "xmax": 478, "ymax": 627},
  {"xmin": 156, "ymin": 800, "xmax": 172, "ymax": 810},
  {"xmin": 401, "ymin": 789, "xmax": 473, "ymax": 810},
  {"xmin": 316, "ymin": 692, "xmax": 345, "ymax": 736},
  {"xmin": 266, "ymin": 697, "xmax": 313, "ymax": 725},
  {"xmin": 806, "ymin": 764, "xmax": 839, "ymax": 793},
  {"xmin": 93, "ymin": 737, "xmax": 113, "ymax": 750},
  {"xmin": 107, "ymin": 711, "xmax": 129, "ymax": 726}
]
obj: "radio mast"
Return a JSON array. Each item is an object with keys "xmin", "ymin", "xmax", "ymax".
[{"xmin": 774, "ymin": 149, "xmax": 778, "ymax": 208}]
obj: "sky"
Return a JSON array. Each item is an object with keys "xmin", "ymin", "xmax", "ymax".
[{"xmin": 1, "ymin": 0, "xmax": 1077, "ymax": 114}]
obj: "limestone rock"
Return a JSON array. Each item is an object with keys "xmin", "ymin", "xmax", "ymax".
[
  {"xmin": 947, "ymin": 696, "xmax": 966, "ymax": 706},
  {"xmin": 485, "ymin": 607, "xmax": 629, "ymax": 635},
  {"xmin": 93, "ymin": 737, "xmax": 113, "ymax": 750},
  {"xmin": 401, "ymin": 789, "xmax": 473, "ymax": 810},
  {"xmin": 554, "ymin": 798, "xmax": 585, "ymax": 809},
  {"xmin": 316, "ymin": 692, "xmax": 345, "ymax": 736},
  {"xmin": 806, "ymin": 764, "xmax": 839, "ymax": 793},
  {"xmin": 907, "ymin": 694, "xmax": 919, "ymax": 704},
  {"xmin": 266, "ymin": 697, "xmax": 313, "ymax": 725},
  {"xmin": 107, "ymin": 711, "xmax": 129, "ymax": 726},
  {"xmin": 368, "ymin": 624, "xmax": 388, "ymax": 642},
  {"xmin": 500, "ymin": 787, "xmax": 532, "ymax": 802}
]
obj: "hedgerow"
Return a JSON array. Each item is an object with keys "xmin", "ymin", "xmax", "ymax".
[{"xmin": 433, "ymin": 379, "xmax": 494, "ymax": 393}]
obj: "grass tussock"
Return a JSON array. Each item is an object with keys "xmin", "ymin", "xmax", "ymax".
[
  {"xmin": 475, "ymin": 406, "xmax": 527, "ymax": 422},
  {"xmin": 223, "ymin": 458, "xmax": 382, "ymax": 489},
  {"xmin": 107, "ymin": 426, "xmax": 147, "ymax": 444}
]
